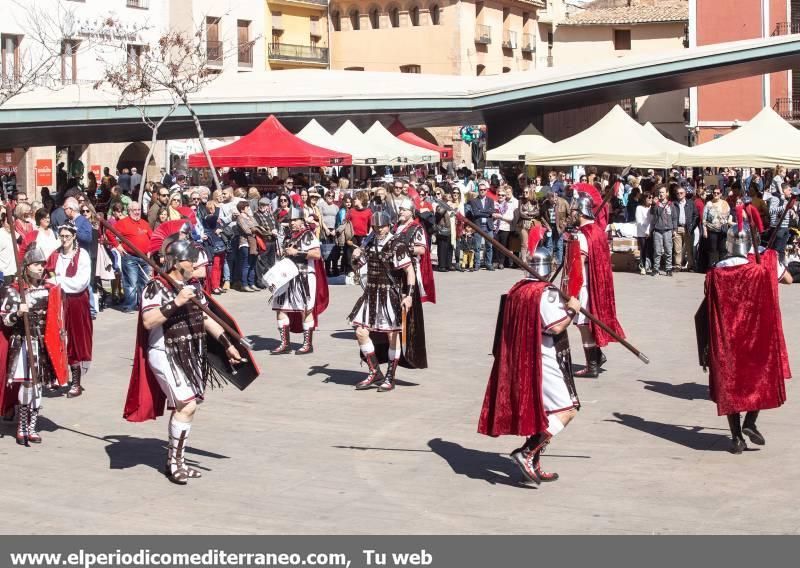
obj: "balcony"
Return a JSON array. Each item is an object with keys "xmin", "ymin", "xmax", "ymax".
[
  {"xmin": 207, "ymin": 40, "xmax": 223, "ymax": 66},
  {"xmin": 774, "ymin": 97, "xmax": 800, "ymax": 121},
  {"xmin": 521, "ymin": 33, "xmax": 534, "ymax": 53},
  {"xmin": 772, "ymin": 22, "xmax": 800, "ymax": 36},
  {"xmin": 126, "ymin": 0, "xmax": 149, "ymax": 7},
  {"xmin": 238, "ymin": 43, "xmax": 253, "ymax": 67},
  {"xmin": 502, "ymin": 30, "xmax": 517, "ymax": 49},
  {"xmin": 268, "ymin": 43, "xmax": 329, "ymax": 64},
  {"xmin": 475, "ymin": 24, "xmax": 491, "ymax": 44}
]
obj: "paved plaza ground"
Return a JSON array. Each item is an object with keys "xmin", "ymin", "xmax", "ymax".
[{"xmin": 3, "ymin": 268, "xmax": 800, "ymax": 535}]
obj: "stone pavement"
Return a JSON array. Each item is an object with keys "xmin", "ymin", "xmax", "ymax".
[{"xmin": 3, "ymin": 269, "xmax": 800, "ymax": 535}]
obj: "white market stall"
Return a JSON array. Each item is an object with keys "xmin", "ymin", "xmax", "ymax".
[
  {"xmin": 486, "ymin": 124, "xmax": 552, "ymax": 162},
  {"xmin": 331, "ymin": 120, "xmax": 400, "ymax": 166},
  {"xmin": 364, "ymin": 121, "xmax": 440, "ymax": 165}
]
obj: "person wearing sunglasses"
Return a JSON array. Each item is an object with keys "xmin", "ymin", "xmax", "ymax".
[
  {"xmin": 702, "ymin": 185, "xmax": 731, "ymax": 266},
  {"xmin": 147, "ymin": 184, "xmax": 172, "ymax": 229}
]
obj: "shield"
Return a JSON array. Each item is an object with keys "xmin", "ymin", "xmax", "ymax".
[
  {"xmin": 205, "ymin": 294, "xmax": 261, "ymax": 391},
  {"xmin": 44, "ymin": 286, "xmax": 69, "ymax": 385}
]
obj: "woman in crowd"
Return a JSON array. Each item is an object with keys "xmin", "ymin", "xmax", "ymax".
[
  {"xmin": 492, "ymin": 186, "xmax": 517, "ymax": 269},
  {"xmin": 320, "ymin": 191, "xmax": 340, "ymax": 277},
  {"xmin": 451, "ymin": 187, "xmax": 467, "ymax": 271},
  {"xmin": 306, "ymin": 188, "xmax": 323, "ymax": 239},
  {"xmin": 202, "ymin": 200, "xmax": 226, "ymax": 295},
  {"xmin": 274, "ymin": 194, "xmax": 291, "ymax": 231},
  {"xmin": 236, "ymin": 201, "xmax": 259, "ymax": 292},
  {"xmin": 517, "ymin": 185, "xmax": 539, "ymax": 264},
  {"xmin": 167, "ymin": 193, "xmax": 184, "ymax": 221},
  {"xmin": 434, "ymin": 190, "xmax": 454, "ymax": 272},
  {"xmin": 635, "ymin": 193, "xmax": 654, "ymax": 275},
  {"xmin": 336, "ymin": 195, "xmax": 354, "ymax": 276},
  {"xmin": 13, "ymin": 203, "xmax": 34, "ymax": 241},
  {"xmin": 80, "ymin": 202, "xmax": 102, "ymax": 317},
  {"xmin": 34, "ymin": 207, "xmax": 59, "ymax": 258},
  {"xmin": 703, "ymin": 185, "xmax": 731, "ymax": 267},
  {"xmin": 345, "ymin": 191, "xmax": 372, "ymax": 277}
]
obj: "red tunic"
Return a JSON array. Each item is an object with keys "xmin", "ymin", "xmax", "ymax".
[
  {"xmin": 705, "ymin": 250, "xmax": 791, "ymax": 415},
  {"xmin": 580, "ymin": 222, "xmax": 625, "ymax": 347},
  {"xmin": 46, "ymin": 248, "xmax": 93, "ymax": 365},
  {"xmin": 478, "ymin": 281, "xmax": 549, "ymax": 437}
]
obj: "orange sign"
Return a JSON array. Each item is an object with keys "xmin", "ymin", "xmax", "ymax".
[
  {"xmin": 90, "ymin": 164, "xmax": 101, "ymax": 178},
  {"xmin": 35, "ymin": 159, "xmax": 53, "ymax": 186}
]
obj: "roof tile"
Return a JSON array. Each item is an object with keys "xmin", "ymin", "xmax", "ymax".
[{"xmin": 562, "ymin": 3, "xmax": 688, "ymax": 25}]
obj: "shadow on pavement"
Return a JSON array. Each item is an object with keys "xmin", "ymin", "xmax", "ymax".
[
  {"xmin": 639, "ymin": 380, "xmax": 709, "ymax": 401},
  {"xmin": 245, "ymin": 335, "xmax": 280, "ymax": 352},
  {"xmin": 426, "ymin": 438, "xmax": 535, "ymax": 488},
  {"xmin": 307, "ymin": 363, "xmax": 418, "ymax": 387},
  {"xmin": 330, "ymin": 331, "xmax": 356, "ymax": 341},
  {"xmin": 102, "ymin": 434, "xmax": 230, "ymax": 472},
  {"xmin": 607, "ymin": 412, "xmax": 736, "ymax": 452}
]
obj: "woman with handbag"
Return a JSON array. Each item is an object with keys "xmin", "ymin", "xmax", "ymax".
[
  {"xmin": 336, "ymin": 195, "xmax": 354, "ymax": 276},
  {"xmin": 201, "ymin": 201, "xmax": 226, "ymax": 295}
]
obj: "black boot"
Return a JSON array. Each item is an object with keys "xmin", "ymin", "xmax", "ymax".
[
  {"xmin": 355, "ymin": 352, "xmax": 384, "ymax": 390},
  {"xmin": 574, "ymin": 347, "xmax": 599, "ymax": 378},
  {"xmin": 378, "ymin": 359, "xmax": 399, "ymax": 392},
  {"xmin": 742, "ymin": 411, "xmax": 765, "ymax": 445},
  {"xmin": 271, "ymin": 325, "xmax": 291, "ymax": 355},
  {"xmin": 727, "ymin": 414, "xmax": 747, "ymax": 454},
  {"xmin": 294, "ymin": 329, "xmax": 314, "ymax": 355},
  {"xmin": 67, "ymin": 366, "xmax": 83, "ymax": 398},
  {"xmin": 598, "ymin": 349, "xmax": 607, "ymax": 368}
]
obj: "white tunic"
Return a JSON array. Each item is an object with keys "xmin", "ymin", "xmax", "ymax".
[
  {"xmin": 394, "ymin": 221, "xmax": 427, "ymax": 300},
  {"xmin": 271, "ymin": 231, "xmax": 320, "ymax": 312},
  {"xmin": 573, "ymin": 224, "xmax": 591, "ymax": 326},
  {"xmin": 52, "ymin": 250, "xmax": 91, "ymax": 294},
  {"xmin": 540, "ymin": 288, "xmax": 576, "ymax": 413}
]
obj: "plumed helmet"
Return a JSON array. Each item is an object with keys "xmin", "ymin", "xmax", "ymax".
[
  {"xmin": 371, "ymin": 210, "xmax": 392, "ymax": 228},
  {"xmin": 23, "ymin": 245, "xmax": 46, "ymax": 266},
  {"xmin": 398, "ymin": 197, "xmax": 415, "ymax": 212},
  {"xmin": 528, "ymin": 246, "xmax": 552, "ymax": 278},
  {"xmin": 289, "ymin": 206, "xmax": 305, "ymax": 221},
  {"xmin": 726, "ymin": 205, "xmax": 753, "ymax": 259},
  {"xmin": 571, "ymin": 192, "xmax": 595, "ymax": 219},
  {"xmin": 162, "ymin": 234, "xmax": 199, "ymax": 272}
]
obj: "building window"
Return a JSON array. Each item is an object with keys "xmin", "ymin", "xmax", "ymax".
[
  {"xmin": 345, "ymin": 66, "xmax": 365, "ymax": 71},
  {"xmin": 409, "ymin": 6, "xmax": 420, "ymax": 26},
  {"xmin": 369, "ymin": 8, "xmax": 380, "ymax": 29},
  {"xmin": 126, "ymin": 0, "xmax": 149, "ymax": 8},
  {"xmin": 206, "ymin": 16, "xmax": 222, "ymax": 64},
  {"xmin": 389, "ymin": 7, "xmax": 400, "ymax": 27},
  {"xmin": 400, "ymin": 64, "xmax": 421, "ymax": 73},
  {"xmin": 620, "ymin": 97, "xmax": 636, "ymax": 118},
  {"xmin": 61, "ymin": 40, "xmax": 79, "ymax": 84},
  {"xmin": 502, "ymin": 66, "xmax": 510, "ymax": 73},
  {"xmin": 430, "ymin": 4, "xmax": 440, "ymax": 25},
  {"xmin": 126, "ymin": 44, "xmax": 142, "ymax": 73},
  {"xmin": 476, "ymin": 64, "xmax": 485, "ymax": 76},
  {"xmin": 349, "ymin": 9, "xmax": 360, "ymax": 30},
  {"xmin": 271, "ymin": 12, "xmax": 283, "ymax": 32},
  {"xmin": 614, "ymin": 29, "xmax": 631, "ymax": 50},
  {"xmin": 1, "ymin": 34, "xmax": 19, "ymax": 83},
  {"xmin": 332, "ymin": 10, "xmax": 341, "ymax": 31},
  {"xmin": 237, "ymin": 20, "xmax": 253, "ymax": 67},
  {"xmin": 310, "ymin": 15, "xmax": 322, "ymax": 37}
]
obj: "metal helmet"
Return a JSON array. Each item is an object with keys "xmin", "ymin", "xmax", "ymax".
[
  {"xmin": 398, "ymin": 197, "xmax": 415, "ymax": 212},
  {"xmin": 571, "ymin": 192, "xmax": 595, "ymax": 219},
  {"xmin": 289, "ymin": 206, "xmax": 305, "ymax": 221},
  {"xmin": 371, "ymin": 210, "xmax": 392, "ymax": 228},
  {"xmin": 162, "ymin": 234, "xmax": 199, "ymax": 272},
  {"xmin": 23, "ymin": 245, "xmax": 46, "ymax": 267},
  {"xmin": 529, "ymin": 246, "xmax": 552, "ymax": 278},
  {"xmin": 725, "ymin": 224, "xmax": 753, "ymax": 259}
]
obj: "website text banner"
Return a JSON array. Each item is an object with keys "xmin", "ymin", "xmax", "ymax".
[{"xmin": 0, "ymin": 536, "xmax": 788, "ymax": 568}]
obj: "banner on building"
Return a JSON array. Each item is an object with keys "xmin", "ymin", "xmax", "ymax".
[
  {"xmin": 35, "ymin": 159, "xmax": 53, "ymax": 186},
  {"xmin": 91, "ymin": 164, "xmax": 102, "ymax": 178}
]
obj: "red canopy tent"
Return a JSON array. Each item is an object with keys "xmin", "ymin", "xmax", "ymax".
[
  {"xmin": 187, "ymin": 115, "xmax": 352, "ymax": 168},
  {"xmin": 388, "ymin": 120, "xmax": 452, "ymax": 161}
]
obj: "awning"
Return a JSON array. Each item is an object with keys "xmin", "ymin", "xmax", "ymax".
[
  {"xmin": 388, "ymin": 119, "xmax": 452, "ymax": 161},
  {"xmin": 332, "ymin": 120, "xmax": 400, "ymax": 166},
  {"xmin": 642, "ymin": 122, "xmax": 689, "ymax": 155},
  {"xmin": 187, "ymin": 115, "xmax": 351, "ymax": 168},
  {"xmin": 364, "ymin": 121, "xmax": 441, "ymax": 165},
  {"xmin": 486, "ymin": 123, "xmax": 552, "ymax": 162}
]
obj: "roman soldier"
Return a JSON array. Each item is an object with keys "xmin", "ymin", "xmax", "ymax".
[
  {"xmin": 0, "ymin": 245, "xmax": 66, "ymax": 445},
  {"xmin": 478, "ymin": 247, "xmax": 582, "ymax": 484},
  {"xmin": 349, "ymin": 211, "xmax": 427, "ymax": 392},
  {"xmin": 563, "ymin": 192, "xmax": 625, "ymax": 378},
  {"xmin": 697, "ymin": 206, "xmax": 792, "ymax": 454},
  {"xmin": 393, "ymin": 197, "xmax": 436, "ymax": 304},
  {"xmin": 123, "ymin": 236, "xmax": 244, "ymax": 484},
  {"xmin": 47, "ymin": 221, "xmax": 93, "ymax": 397},
  {"xmin": 270, "ymin": 206, "xmax": 329, "ymax": 355}
]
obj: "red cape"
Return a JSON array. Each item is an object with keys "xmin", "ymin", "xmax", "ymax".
[
  {"xmin": 288, "ymin": 259, "xmax": 329, "ymax": 333},
  {"xmin": 580, "ymin": 222, "xmax": 625, "ymax": 347},
  {"xmin": 0, "ymin": 328, "xmax": 14, "ymax": 416},
  {"xmin": 705, "ymin": 250, "xmax": 790, "ymax": 416},
  {"xmin": 123, "ymin": 310, "xmax": 167, "ymax": 422},
  {"xmin": 478, "ymin": 280, "xmax": 549, "ymax": 437},
  {"xmin": 397, "ymin": 220, "xmax": 436, "ymax": 304}
]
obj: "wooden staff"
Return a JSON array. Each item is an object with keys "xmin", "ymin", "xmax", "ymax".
[
  {"xmin": 432, "ymin": 196, "xmax": 650, "ymax": 364},
  {"xmin": 99, "ymin": 217, "xmax": 252, "ymax": 348},
  {"xmin": 6, "ymin": 213, "xmax": 39, "ymax": 386}
]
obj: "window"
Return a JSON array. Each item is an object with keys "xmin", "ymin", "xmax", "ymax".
[
  {"xmin": 400, "ymin": 64, "xmax": 421, "ymax": 73},
  {"xmin": 126, "ymin": 44, "xmax": 142, "ymax": 73},
  {"xmin": 207, "ymin": 17, "xmax": 222, "ymax": 64},
  {"xmin": 237, "ymin": 20, "xmax": 252, "ymax": 67},
  {"xmin": 61, "ymin": 40, "xmax": 79, "ymax": 84},
  {"xmin": 502, "ymin": 66, "xmax": 510, "ymax": 73},
  {"xmin": 349, "ymin": 9, "xmax": 360, "ymax": 30},
  {"xmin": 126, "ymin": 0, "xmax": 149, "ymax": 8},
  {"xmin": 430, "ymin": 4, "xmax": 440, "ymax": 25},
  {"xmin": 369, "ymin": 8, "xmax": 380, "ymax": 29},
  {"xmin": 409, "ymin": 6, "xmax": 420, "ymax": 26},
  {"xmin": 389, "ymin": 7, "xmax": 400, "ymax": 27},
  {"xmin": 1, "ymin": 35, "xmax": 19, "ymax": 83},
  {"xmin": 476, "ymin": 64, "xmax": 485, "ymax": 76},
  {"xmin": 614, "ymin": 29, "xmax": 631, "ymax": 50},
  {"xmin": 345, "ymin": 66, "xmax": 365, "ymax": 71},
  {"xmin": 271, "ymin": 12, "xmax": 283, "ymax": 31},
  {"xmin": 332, "ymin": 10, "xmax": 341, "ymax": 31},
  {"xmin": 310, "ymin": 15, "xmax": 321, "ymax": 37}
]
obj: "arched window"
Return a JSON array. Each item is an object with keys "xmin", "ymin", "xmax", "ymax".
[
  {"xmin": 331, "ymin": 10, "xmax": 341, "ymax": 31},
  {"xmin": 349, "ymin": 9, "xmax": 360, "ymax": 30},
  {"xmin": 476, "ymin": 64, "xmax": 485, "ymax": 76},
  {"xmin": 430, "ymin": 4, "xmax": 440, "ymax": 25},
  {"xmin": 409, "ymin": 5, "xmax": 420, "ymax": 26},
  {"xmin": 369, "ymin": 8, "xmax": 380, "ymax": 29},
  {"xmin": 389, "ymin": 7, "xmax": 400, "ymax": 27}
]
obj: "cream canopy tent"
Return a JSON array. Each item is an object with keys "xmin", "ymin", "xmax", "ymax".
[
  {"xmin": 332, "ymin": 120, "xmax": 398, "ymax": 166},
  {"xmin": 676, "ymin": 107, "xmax": 800, "ymax": 167},
  {"xmin": 296, "ymin": 119, "xmax": 346, "ymax": 153},
  {"xmin": 486, "ymin": 124, "xmax": 552, "ymax": 162},
  {"xmin": 642, "ymin": 122, "xmax": 689, "ymax": 155},
  {"xmin": 525, "ymin": 105, "xmax": 675, "ymax": 168},
  {"xmin": 364, "ymin": 121, "xmax": 440, "ymax": 164}
]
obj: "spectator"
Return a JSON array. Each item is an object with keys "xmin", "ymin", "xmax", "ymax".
[
  {"xmin": 650, "ymin": 185, "xmax": 675, "ymax": 277},
  {"xmin": 118, "ymin": 168, "xmax": 131, "ymax": 194},
  {"xmin": 672, "ymin": 185, "xmax": 698, "ymax": 271},
  {"xmin": 108, "ymin": 185, "xmax": 132, "ymax": 215},
  {"xmin": 434, "ymin": 194, "xmax": 454, "ymax": 272},
  {"xmin": 492, "ymin": 185, "xmax": 517, "ymax": 269},
  {"xmin": 79, "ymin": 202, "xmax": 101, "ymax": 317},
  {"xmin": 63, "ymin": 197, "xmax": 93, "ymax": 252},
  {"xmin": 130, "ymin": 167, "xmax": 142, "ymax": 194},
  {"xmin": 347, "ymin": 191, "xmax": 372, "ymax": 249},
  {"xmin": 147, "ymin": 184, "xmax": 171, "ymax": 228},
  {"xmin": 750, "ymin": 184, "xmax": 770, "ymax": 231},
  {"xmin": 236, "ymin": 201, "xmax": 258, "ymax": 292},
  {"xmin": 768, "ymin": 182, "xmax": 796, "ymax": 263},
  {"xmin": 12, "ymin": 202, "xmax": 34, "ymax": 241},
  {"xmin": 319, "ymin": 191, "xmax": 340, "ymax": 276},
  {"xmin": 540, "ymin": 188, "xmax": 569, "ymax": 265},
  {"xmin": 548, "ymin": 171, "xmax": 564, "ymax": 196},
  {"xmin": 516, "ymin": 185, "xmax": 539, "ymax": 264},
  {"xmin": 335, "ymin": 195, "xmax": 354, "ymax": 276},
  {"xmin": 307, "ymin": 188, "xmax": 323, "ymax": 239},
  {"xmin": 160, "ymin": 167, "xmax": 172, "ymax": 187},
  {"xmin": 201, "ymin": 201, "xmax": 225, "ymax": 295},
  {"xmin": 636, "ymin": 193, "xmax": 654, "ymax": 275},
  {"xmin": 466, "ymin": 181, "xmax": 495, "ymax": 270},
  {"xmin": 107, "ymin": 201, "xmax": 152, "ymax": 313},
  {"xmin": 87, "ymin": 172, "xmax": 98, "ymax": 198},
  {"xmin": 34, "ymin": 207, "xmax": 59, "ymax": 257},
  {"xmin": 703, "ymin": 186, "xmax": 731, "ymax": 266},
  {"xmin": 271, "ymin": 177, "xmax": 296, "ymax": 210}
]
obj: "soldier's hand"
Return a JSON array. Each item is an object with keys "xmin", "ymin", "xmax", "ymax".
[
  {"xmin": 566, "ymin": 296, "xmax": 581, "ymax": 315},
  {"xmin": 174, "ymin": 286, "xmax": 196, "ymax": 307},
  {"xmin": 352, "ymin": 248, "xmax": 362, "ymax": 260},
  {"xmin": 226, "ymin": 345, "xmax": 244, "ymax": 364},
  {"xmin": 17, "ymin": 303, "xmax": 28, "ymax": 316},
  {"xmin": 401, "ymin": 296, "xmax": 413, "ymax": 311}
]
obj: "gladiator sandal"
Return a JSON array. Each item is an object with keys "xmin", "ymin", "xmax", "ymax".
[
  {"xmin": 574, "ymin": 347, "xmax": 599, "ymax": 378},
  {"xmin": 378, "ymin": 359, "xmax": 399, "ymax": 392},
  {"xmin": 16, "ymin": 405, "xmax": 29, "ymax": 446},
  {"xmin": 355, "ymin": 352, "xmax": 384, "ymax": 390},
  {"xmin": 27, "ymin": 408, "xmax": 41, "ymax": 444},
  {"xmin": 67, "ymin": 366, "xmax": 83, "ymax": 398},
  {"xmin": 164, "ymin": 431, "xmax": 203, "ymax": 485},
  {"xmin": 530, "ymin": 443, "xmax": 559, "ymax": 482},
  {"xmin": 271, "ymin": 325, "xmax": 291, "ymax": 355},
  {"xmin": 510, "ymin": 448, "xmax": 540, "ymax": 484},
  {"xmin": 295, "ymin": 329, "xmax": 314, "ymax": 355}
]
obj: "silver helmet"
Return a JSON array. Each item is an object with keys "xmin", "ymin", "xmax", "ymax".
[
  {"xmin": 289, "ymin": 206, "xmax": 305, "ymax": 221},
  {"xmin": 162, "ymin": 234, "xmax": 199, "ymax": 272},
  {"xmin": 23, "ymin": 245, "xmax": 46, "ymax": 266},
  {"xmin": 571, "ymin": 192, "xmax": 595, "ymax": 219},
  {"xmin": 371, "ymin": 210, "xmax": 392, "ymax": 228},
  {"xmin": 398, "ymin": 197, "xmax": 415, "ymax": 212},
  {"xmin": 529, "ymin": 246, "xmax": 553, "ymax": 278},
  {"xmin": 725, "ymin": 224, "xmax": 752, "ymax": 259}
]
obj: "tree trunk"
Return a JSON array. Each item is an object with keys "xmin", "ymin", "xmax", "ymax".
[
  {"xmin": 183, "ymin": 97, "xmax": 222, "ymax": 191},
  {"xmin": 139, "ymin": 101, "xmax": 179, "ymax": 205}
]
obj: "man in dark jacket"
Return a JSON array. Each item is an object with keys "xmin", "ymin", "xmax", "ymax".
[
  {"xmin": 650, "ymin": 184, "xmax": 675, "ymax": 276},
  {"xmin": 671, "ymin": 184, "xmax": 699, "ymax": 271},
  {"xmin": 467, "ymin": 181, "xmax": 496, "ymax": 270}
]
